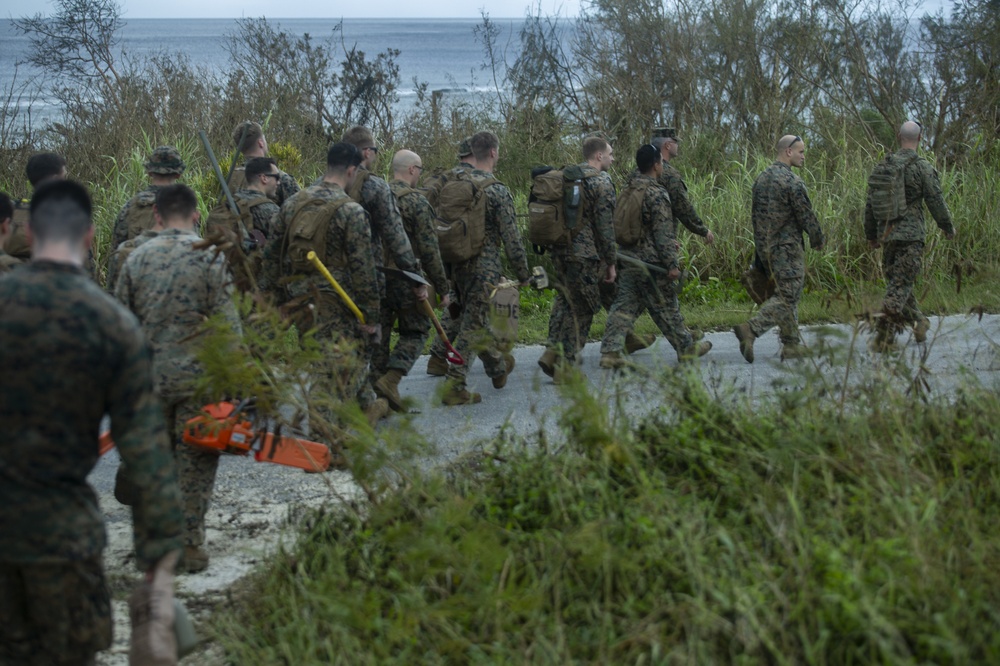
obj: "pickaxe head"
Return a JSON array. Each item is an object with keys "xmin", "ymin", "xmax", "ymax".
[
  {"xmin": 529, "ymin": 265, "xmax": 549, "ymax": 290},
  {"xmin": 380, "ymin": 266, "xmax": 430, "ymax": 286}
]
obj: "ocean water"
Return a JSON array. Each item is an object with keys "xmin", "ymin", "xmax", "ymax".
[{"xmin": 0, "ymin": 17, "xmax": 526, "ymax": 118}]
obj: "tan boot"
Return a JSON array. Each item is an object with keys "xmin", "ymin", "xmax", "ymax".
[
  {"xmin": 426, "ymin": 355, "xmax": 448, "ymax": 376},
  {"xmin": 552, "ymin": 357, "xmax": 575, "ymax": 385},
  {"xmin": 599, "ymin": 351, "xmax": 626, "ymax": 369},
  {"xmin": 780, "ymin": 342, "xmax": 811, "ymax": 361},
  {"xmin": 733, "ymin": 323, "xmax": 756, "ymax": 364},
  {"xmin": 914, "ymin": 316, "xmax": 931, "ymax": 343},
  {"xmin": 363, "ymin": 398, "xmax": 390, "ymax": 427},
  {"xmin": 442, "ymin": 382, "xmax": 482, "ymax": 406},
  {"xmin": 537, "ymin": 348, "xmax": 558, "ymax": 378},
  {"xmin": 179, "ymin": 545, "xmax": 210, "ymax": 574},
  {"xmin": 681, "ymin": 340, "xmax": 712, "ymax": 360},
  {"xmin": 493, "ymin": 354, "xmax": 516, "ymax": 389},
  {"xmin": 374, "ymin": 368, "xmax": 405, "ymax": 412},
  {"xmin": 625, "ymin": 332, "xmax": 655, "ymax": 354}
]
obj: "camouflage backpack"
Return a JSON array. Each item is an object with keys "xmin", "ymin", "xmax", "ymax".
[
  {"xmin": 527, "ymin": 165, "xmax": 597, "ymax": 251},
  {"xmin": 613, "ymin": 180, "xmax": 652, "ymax": 247},
  {"xmin": 227, "ymin": 167, "xmax": 248, "ymax": 195},
  {"xmin": 3, "ymin": 199, "xmax": 31, "ymax": 259},
  {"xmin": 279, "ymin": 194, "xmax": 354, "ymax": 274},
  {"xmin": 422, "ymin": 168, "xmax": 497, "ymax": 264},
  {"xmin": 204, "ymin": 194, "xmax": 271, "ymax": 251},
  {"xmin": 867, "ymin": 154, "xmax": 919, "ymax": 223},
  {"xmin": 123, "ymin": 190, "xmax": 158, "ymax": 241},
  {"xmin": 346, "ymin": 168, "xmax": 373, "ymax": 204}
]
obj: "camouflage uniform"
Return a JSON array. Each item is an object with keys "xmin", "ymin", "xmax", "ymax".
[
  {"xmin": 111, "ymin": 185, "xmax": 162, "ymax": 249},
  {"xmin": 747, "ymin": 161, "xmax": 825, "ymax": 344},
  {"xmin": 0, "ymin": 248, "xmax": 22, "ymax": 274},
  {"xmin": 233, "ymin": 187, "xmax": 280, "ymax": 239},
  {"xmin": 2, "ymin": 200, "xmax": 31, "ymax": 260},
  {"xmin": 660, "ymin": 161, "xmax": 711, "ymax": 238},
  {"xmin": 545, "ymin": 165, "xmax": 617, "ymax": 362},
  {"xmin": 105, "ymin": 229, "xmax": 158, "ymax": 293},
  {"xmin": 446, "ymin": 171, "xmax": 531, "ymax": 390},
  {"xmin": 601, "ymin": 175, "xmax": 693, "ymax": 358},
  {"xmin": 229, "ymin": 164, "xmax": 300, "ymax": 207},
  {"xmin": 0, "ymin": 261, "xmax": 183, "ymax": 664},
  {"xmin": 864, "ymin": 148, "xmax": 954, "ymax": 332},
  {"xmin": 116, "ymin": 229, "xmax": 242, "ymax": 549},
  {"xmin": 259, "ymin": 182, "xmax": 380, "ymax": 409},
  {"xmin": 373, "ymin": 180, "xmax": 449, "ymax": 376}
]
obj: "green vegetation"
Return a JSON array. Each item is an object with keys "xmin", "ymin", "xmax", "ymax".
[{"xmin": 212, "ymin": 359, "xmax": 1000, "ymax": 663}]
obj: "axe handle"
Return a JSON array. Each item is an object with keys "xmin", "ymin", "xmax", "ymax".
[
  {"xmin": 421, "ymin": 299, "xmax": 464, "ymax": 365},
  {"xmin": 307, "ymin": 251, "xmax": 366, "ymax": 324}
]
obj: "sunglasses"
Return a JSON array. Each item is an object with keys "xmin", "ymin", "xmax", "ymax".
[
  {"xmin": 789, "ymin": 136, "xmax": 802, "ymax": 148},
  {"xmin": 365, "ymin": 146, "xmax": 380, "ymax": 153}
]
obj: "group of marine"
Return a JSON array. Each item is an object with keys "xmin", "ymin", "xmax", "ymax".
[{"xmin": 0, "ymin": 120, "xmax": 954, "ymax": 664}]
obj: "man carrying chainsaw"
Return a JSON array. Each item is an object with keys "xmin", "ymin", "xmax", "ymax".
[
  {"xmin": 0, "ymin": 180, "xmax": 183, "ymax": 663},
  {"xmin": 258, "ymin": 142, "xmax": 383, "ymax": 425},
  {"xmin": 116, "ymin": 183, "xmax": 243, "ymax": 573}
]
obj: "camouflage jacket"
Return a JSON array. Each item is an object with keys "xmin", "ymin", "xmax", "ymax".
[
  {"xmin": 112, "ymin": 185, "xmax": 163, "ymax": 249},
  {"xmin": 752, "ymin": 162, "xmax": 824, "ymax": 269},
  {"xmin": 453, "ymin": 170, "xmax": 531, "ymax": 284},
  {"xmin": 105, "ymin": 229, "xmax": 159, "ymax": 293},
  {"xmin": 389, "ymin": 179, "xmax": 449, "ymax": 295},
  {"xmin": 229, "ymin": 165, "xmax": 300, "ymax": 207},
  {"xmin": 0, "ymin": 249, "xmax": 22, "ymax": 274},
  {"xmin": 353, "ymin": 168, "xmax": 419, "ymax": 280},
  {"xmin": 563, "ymin": 164, "xmax": 617, "ymax": 264},
  {"xmin": 115, "ymin": 228, "xmax": 243, "ymax": 401},
  {"xmin": 659, "ymin": 161, "xmax": 710, "ymax": 237},
  {"xmin": 0, "ymin": 261, "xmax": 183, "ymax": 570},
  {"xmin": 233, "ymin": 187, "xmax": 280, "ymax": 239},
  {"xmin": 260, "ymin": 182, "xmax": 380, "ymax": 325},
  {"xmin": 622, "ymin": 173, "xmax": 679, "ymax": 271},
  {"xmin": 864, "ymin": 148, "xmax": 954, "ymax": 243}
]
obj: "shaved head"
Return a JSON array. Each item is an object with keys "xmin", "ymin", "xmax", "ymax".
[
  {"xmin": 392, "ymin": 149, "xmax": 421, "ymax": 172},
  {"xmin": 899, "ymin": 121, "xmax": 922, "ymax": 143},
  {"xmin": 776, "ymin": 135, "xmax": 801, "ymax": 153}
]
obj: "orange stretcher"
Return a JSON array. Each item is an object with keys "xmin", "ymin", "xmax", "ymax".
[{"xmin": 98, "ymin": 401, "xmax": 332, "ymax": 472}]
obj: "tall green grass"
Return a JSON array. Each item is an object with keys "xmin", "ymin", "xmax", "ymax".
[{"xmin": 211, "ymin": 357, "xmax": 1000, "ymax": 664}]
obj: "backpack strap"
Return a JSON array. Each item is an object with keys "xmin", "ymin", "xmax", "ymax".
[{"xmin": 278, "ymin": 195, "xmax": 353, "ymax": 273}]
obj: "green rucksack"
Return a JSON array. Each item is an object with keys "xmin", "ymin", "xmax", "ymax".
[
  {"xmin": 123, "ymin": 190, "xmax": 158, "ymax": 242},
  {"xmin": 867, "ymin": 154, "xmax": 919, "ymax": 223},
  {"xmin": 613, "ymin": 180, "xmax": 652, "ymax": 247},
  {"xmin": 204, "ymin": 194, "xmax": 271, "ymax": 250},
  {"xmin": 527, "ymin": 165, "xmax": 595, "ymax": 251},
  {"xmin": 423, "ymin": 168, "xmax": 496, "ymax": 264},
  {"xmin": 280, "ymin": 194, "xmax": 353, "ymax": 274},
  {"xmin": 3, "ymin": 200, "xmax": 31, "ymax": 259}
]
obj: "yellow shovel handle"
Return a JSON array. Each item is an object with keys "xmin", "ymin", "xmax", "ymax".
[{"xmin": 306, "ymin": 251, "xmax": 365, "ymax": 324}]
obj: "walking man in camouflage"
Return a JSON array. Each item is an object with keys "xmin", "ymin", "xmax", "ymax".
[
  {"xmin": 373, "ymin": 149, "xmax": 450, "ymax": 410},
  {"xmin": 865, "ymin": 121, "xmax": 956, "ymax": 350},
  {"xmin": 1, "ymin": 180, "xmax": 183, "ymax": 663},
  {"xmin": 116, "ymin": 184, "xmax": 242, "ymax": 573},
  {"xmin": 259, "ymin": 142, "xmax": 385, "ymax": 426},
  {"xmin": 600, "ymin": 145, "xmax": 712, "ymax": 367},
  {"xmin": 442, "ymin": 131, "xmax": 532, "ymax": 405},
  {"xmin": 538, "ymin": 135, "xmax": 618, "ymax": 383},
  {"xmin": 652, "ymin": 127, "xmax": 716, "ymax": 246},
  {"xmin": 229, "ymin": 120, "xmax": 300, "ymax": 206},
  {"xmin": 0, "ymin": 192, "xmax": 22, "ymax": 274},
  {"xmin": 3, "ymin": 152, "xmax": 67, "ymax": 262},
  {"xmin": 734, "ymin": 134, "xmax": 825, "ymax": 362},
  {"xmin": 111, "ymin": 145, "xmax": 186, "ymax": 248}
]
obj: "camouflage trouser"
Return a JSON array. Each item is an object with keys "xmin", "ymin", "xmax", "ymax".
[
  {"xmin": 881, "ymin": 240, "xmax": 924, "ymax": 329},
  {"xmin": 373, "ymin": 274, "xmax": 431, "ymax": 377},
  {"xmin": 601, "ymin": 265, "xmax": 692, "ymax": 358},
  {"xmin": 0, "ymin": 557, "xmax": 111, "ymax": 665},
  {"xmin": 546, "ymin": 256, "xmax": 602, "ymax": 361},
  {"xmin": 748, "ymin": 246, "xmax": 804, "ymax": 344},
  {"xmin": 599, "ymin": 269, "xmax": 617, "ymax": 311},
  {"xmin": 167, "ymin": 398, "xmax": 221, "ymax": 548},
  {"xmin": 445, "ymin": 266, "xmax": 508, "ymax": 389}
]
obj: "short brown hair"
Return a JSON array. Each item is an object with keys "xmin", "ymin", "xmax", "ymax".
[
  {"xmin": 582, "ymin": 136, "xmax": 610, "ymax": 161},
  {"xmin": 342, "ymin": 126, "xmax": 375, "ymax": 149},
  {"xmin": 470, "ymin": 131, "xmax": 499, "ymax": 161},
  {"xmin": 232, "ymin": 121, "xmax": 263, "ymax": 153}
]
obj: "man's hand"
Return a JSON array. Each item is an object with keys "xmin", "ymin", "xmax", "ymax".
[
  {"xmin": 439, "ymin": 293, "xmax": 451, "ymax": 309},
  {"xmin": 667, "ymin": 267, "xmax": 681, "ymax": 281},
  {"xmin": 603, "ymin": 263, "xmax": 617, "ymax": 284},
  {"xmin": 412, "ymin": 285, "xmax": 429, "ymax": 301},
  {"xmin": 360, "ymin": 323, "xmax": 382, "ymax": 345},
  {"xmin": 868, "ymin": 239, "xmax": 880, "ymax": 250},
  {"xmin": 704, "ymin": 230, "xmax": 715, "ymax": 245},
  {"xmin": 945, "ymin": 230, "xmax": 956, "ymax": 240}
]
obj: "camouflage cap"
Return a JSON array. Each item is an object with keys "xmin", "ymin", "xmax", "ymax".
[
  {"xmin": 144, "ymin": 146, "xmax": 186, "ymax": 175},
  {"xmin": 651, "ymin": 127, "xmax": 678, "ymax": 141},
  {"xmin": 457, "ymin": 137, "xmax": 473, "ymax": 158}
]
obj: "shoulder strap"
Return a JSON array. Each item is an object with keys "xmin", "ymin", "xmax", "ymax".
[{"xmin": 279, "ymin": 195, "xmax": 354, "ymax": 269}]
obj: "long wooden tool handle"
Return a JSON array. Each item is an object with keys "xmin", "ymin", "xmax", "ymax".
[
  {"xmin": 421, "ymin": 299, "xmax": 464, "ymax": 365},
  {"xmin": 307, "ymin": 251, "xmax": 366, "ymax": 324}
]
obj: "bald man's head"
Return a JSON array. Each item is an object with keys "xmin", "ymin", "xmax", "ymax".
[
  {"xmin": 776, "ymin": 135, "xmax": 801, "ymax": 153},
  {"xmin": 776, "ymin": 134, "xmax": 806, "ymax": 168},
  {"xmin": 899, "ymin": 121, "xmax": 922, "ymax": 146},
  {"xmin": 392, "ymin": 149, "xmax": 424, "ymax": 186}
]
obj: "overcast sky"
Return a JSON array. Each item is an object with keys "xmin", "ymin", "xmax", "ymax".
[{"xmin": 6, "ymin": 0, "xmax": 584, "ymax": 19}]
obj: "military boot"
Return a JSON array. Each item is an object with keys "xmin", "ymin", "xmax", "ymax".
[
  {"xmin": 914, "ymin": 316, "xmax": 931, "ymax": 343},
  {"xmin": 493, "ymin": 353, "xmax": 516, "ymax": 389},
  {"xmin": 599, "ymin": 351, "xmax": 626, "ymax": 369},
  {"xmin": 552, "ymin": 357, "xmax": 575, "ymax": 385},
  {"xmin": 780, "ymin": 342, "xmax": 811, "ymax": 361},
  {"xmin": 869, "ymin": 329, "xmax": 897, "ymax": 353},
  {"xmin": 426, "ymin": 355, "xmax": 448, "ymax": 376},
  {"xmin": 442, "ymin": 381, "xmax": 482, "ymax": 406},
  {"xmin": 733, "ymin": 323, "xmax": 756, "ymax": 364},
  {"xmin": 374, "ymin": 368, "xmax": 406, "ymax": 412},
  {"xmin": 680, "ymin": 340, "xmax": 713, "ymax": 361},
  {"xmin": 625, "ymin": 332, "xmax": 656, "ymax": 354},
  {"xmin": 537, "ymin": 348, "xmax": 558, "ymax": 378},
  {"xmin": 179, "ymin": 545, "xmax": 210, "ymax": 574},
  {"xmin": 363, "ymin": 398, "xmax": 390, "ymax": 427}
]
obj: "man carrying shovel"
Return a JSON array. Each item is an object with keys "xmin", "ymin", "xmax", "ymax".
[{"xmin": 372, "ymin": 150, "xmax": 451, "ymax": 411}]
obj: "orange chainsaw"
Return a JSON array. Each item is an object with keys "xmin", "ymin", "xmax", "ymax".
[{"xmin": 98, "ymin": 400, "xmax": 333, "ymax": 473}]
